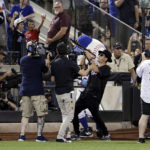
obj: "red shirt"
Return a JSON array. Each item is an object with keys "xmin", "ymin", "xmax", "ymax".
[{"xmin": 25, "ymin": 29, "xmax": 40, "ymax": 42}]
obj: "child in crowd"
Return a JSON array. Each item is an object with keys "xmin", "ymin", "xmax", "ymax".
[
  {"xmin": 9, "ymin": 11, "xmax": 25, "ymax": 64},
  {"xmin": 25, "ymin": 14, "xmax": 46, "ymax": 42}
]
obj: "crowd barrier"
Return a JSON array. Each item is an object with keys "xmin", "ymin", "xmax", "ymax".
[{"xmin": 0, "ymin": 72, "xmax": 141, "ymax": 124}]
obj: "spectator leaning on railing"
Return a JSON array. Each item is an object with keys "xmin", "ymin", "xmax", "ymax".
[
  {"xmin": 46, "ymin": 1, "xmax": 71, "ymax": 58},
  {"xmin": 107, "ymin": 42, "xmax": 136, "ymax": 84}
]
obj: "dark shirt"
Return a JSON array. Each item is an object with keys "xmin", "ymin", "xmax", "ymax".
[
  {"xmin": 9, "ymin": 4, "xmax": 34, "ymax": 18},
  {"xmin": 12, "ymin": 29, "xmax": 25, "ymax": 52},
  {"xmin": 47, "ymin": 11, "xmax": 71, "ymax": 41},
  {"xmin": 85, "ymin": 65, "xmax": 111, "ymax": 103},
  {"xmin": 115, "ymin": 0, "xmax": 138, "ymax": 26},
  {"xmin": 51, "ymin": 56, "xmax": 80, "ymax": 95},
  {"xmin": 19, "ymin": 56, "xmax": 48, "ymax": 96},
  {"xmin": 8, "ymin": 4, "xmax": 34, "ymax": 32}
]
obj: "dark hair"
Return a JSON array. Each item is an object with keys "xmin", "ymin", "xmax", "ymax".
[
  {"xmin": 56, "ymin": 42, "xmax": 67, "ymax": 55},
  {"xmin": 27, "ymin": 19, "xmax": 34, "ymax": 26}
]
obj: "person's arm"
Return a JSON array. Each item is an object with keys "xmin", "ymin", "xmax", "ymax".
[
  {"xmin": 0, "ymin": 72, "xmax": 14, "ymax": 81},
  {"xmin": 9, "ymin": 11, "xmax": 18, "ymax": 31},
  {"xmin": 127, "ymin": 35, "xmax": 133, "ymax": 55},
  {"xmin": 37, "ymin": 15, "xmax": 46, "ymax": 31},
  {"xmin": 114, "ymin": 0, "xmax": 124, "ymax": 7},
  {"xmin": 46, "ymin": 27, "xmax": 68, "ymax": 44},
  {"xmin": 134, "ymin": 5, "xmax": 139, "ymax": 29},
  {"xmin": 129, "ymin": 68, "xmax": 137, "ymax": 84},
  {"xmin": 105, "ymin": 30, "xmax": 111, "ymax": 52},
  {"xmin": 79, "ymin": 55, "xmax": 86, "ymax": 69},
  {"xmin": 21, "ymin": 13, "xmax": 35, "ymax": 21},
  {"xmin": 2, "ymin": 92, "xmax": 18, "ymax": 111},
  {"xmin": 6, "ymin": 100, "xmax": 18, "ymax": 110},
  {"xmin": 78, "ymin": 65, "xmax": 92, "ymax": 76}
]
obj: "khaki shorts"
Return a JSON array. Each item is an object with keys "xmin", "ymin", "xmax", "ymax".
[{"xmin": 20, "ymin": 95, "xmax": 48, "ymax": 117}]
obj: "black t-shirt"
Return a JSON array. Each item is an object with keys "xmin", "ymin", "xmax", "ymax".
[
  {"xmin": 12, "ymin": 29, "xmax": 25, "ymax": 52},
  {"xmin": 85, "ymin": 65, "xmax": 111, "ymax": 103},
  {"xmin": 51, "ymin": 56, "xmax": 80, "ymax": 95},
  {"xmin": 115, "ymin": 0, "xmax": 138, "ymax": 26}
]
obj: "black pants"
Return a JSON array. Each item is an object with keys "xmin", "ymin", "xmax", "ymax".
[{"xmin": 72, "ymin": 92, "xmax": 108, "ymax": 137}]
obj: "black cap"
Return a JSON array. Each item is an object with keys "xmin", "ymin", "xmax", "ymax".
[
  {"xmin": 98, "ymin": 50, "xmax": 112, "ymax": 62},
  {"xmin": 113, "ymin": 42, "xmax": 122, "ymax": 49}
]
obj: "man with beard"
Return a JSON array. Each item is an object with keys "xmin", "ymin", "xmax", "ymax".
[{"xmin": 46, "ymin": 1, "xmax": 71, "ymax": 58}]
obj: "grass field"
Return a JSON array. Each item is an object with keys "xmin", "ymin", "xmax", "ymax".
[{"xmin": 0, "ymin": 140, "xmax": 150, "ymax": 150}]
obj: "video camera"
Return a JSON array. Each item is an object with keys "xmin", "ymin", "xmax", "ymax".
[
  {"xmin": 27, "ymin": 41, "xmax": 49, "ymax": 57},
  {"xmin": 0, "ymin": 68, "xmax": 22, "ymax": 92}
]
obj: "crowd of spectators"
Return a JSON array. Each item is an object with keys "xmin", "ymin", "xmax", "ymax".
[
  {"xmin": 0, "ymin": 0, "xmax": 149, "ymax": 112},
  {"xmin": 0, "ymin": 0, "xmax": 150, "ymax": 143}
]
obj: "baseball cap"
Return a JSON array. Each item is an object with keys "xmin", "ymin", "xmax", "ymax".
[
  {"xmin": 113, "ymin": 42, "xmax": 122, "ymax": 49},
  {"xmin": 98, "ymin": 50, "xmax": 112, "ymax": 62},
  {"xmin": 73, "ymin": 35, "xmax": 92, "ymax": 53},
  {"xmin": 14, "ymin": 18, "xmax": 24, "ymax": 27}
]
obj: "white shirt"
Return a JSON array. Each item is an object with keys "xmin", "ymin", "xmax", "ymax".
[{"xmin": 136, "ymin": 60, "xmax": 150, "ymax": 103}]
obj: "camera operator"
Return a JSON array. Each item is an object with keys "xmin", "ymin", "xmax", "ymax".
[
  {"xmin": 0, "ymin": 50, "xmax": 14, "ymax": 141},
  {"xmin": 51, "ymin": 42, "xmax": 92, "ymax": 142},
  {"xmin": 18, "ymin": 41, "xmax": 50, "ymax": 142},
  {"xmin": 0, "ymin": 91, "xmax": 18, "ymax": 111}
]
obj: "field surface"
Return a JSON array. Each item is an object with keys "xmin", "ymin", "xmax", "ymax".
[{"xmin": 1, "ymin": 128, "xmax": 150, "ymax": 150}]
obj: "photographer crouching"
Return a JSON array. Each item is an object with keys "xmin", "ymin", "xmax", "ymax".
[
  {"xmin": 18, "ymin": 41, "xmax": 50, "ymax": 142},
  {"xmin": 0, "ymin": 50, "xmax": 15, "ymax": 141}
]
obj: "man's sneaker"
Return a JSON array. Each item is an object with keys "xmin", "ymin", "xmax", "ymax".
[
  {"xmin": 101, "ymin": 134, "xmax": 111, "ymax": 140},
  {"xmin": 56, "ymin": 138, "xmax": 70, "ymax": 143},
  {"xmin": 137, "ymin": 138, "xmax": 145, "ymax": 144},
  {"xmin": 36, "ymin": 136, "xmax": 48, "ymax": 142},
  {"xmin": 66, "ymin": 138, "xmax": 72, "ymax": 143},
  {"xmin": 80, "ymin": 128, "xmax": 93, "ymax": 138},
  {"xmin": 18, "ymin": 135, "xmax": 26, "ymax": 141},
  {"xmin": 71, "ymin": 134, "xmax": 81, "ymax": 140}
]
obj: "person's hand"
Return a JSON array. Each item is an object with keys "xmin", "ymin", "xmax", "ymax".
[
  {"xmin": 41, "ymin": 14, "xmax": 46, "ymax": 21},
  {"xmin": 13, "ymin": 11, "xmax": 18, "ymax": 18},
  {"xmin": 85, "ymin": 50, "xmax": 95, "ymax": 60},
  {"xmin": 21, "ymin": 16, "xmax": 26, "ymax": 21},
  {"xmin": 88, "ymin": 62, "xmax": 96, "ymax": 71},
  {"xmin": 5, "ymin": 72, "xmax": 14, "ymax": 77},
  {"xmin": 134, "ymin": 22, "xmax": 139, "ymax": 29},
  {"xmin": 46, "ymin": 38, "xmax": 53, "ymax": 44}
]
